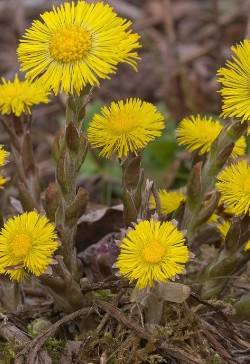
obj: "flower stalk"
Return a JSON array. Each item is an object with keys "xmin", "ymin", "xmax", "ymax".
[
  {"xmin": 40, "ymin": 256, "xmax": 92, "ymax": 313},
  {"xmin": 41, "ymin": 91, "xmax": 91, "ymax": 312},
  {"xmin": 121, "ymin": 154, "xmax": 144, "ymax": 226},
  {"xmin": 55, "ymin": 91, "xmax": 89, "ymax": 279}
]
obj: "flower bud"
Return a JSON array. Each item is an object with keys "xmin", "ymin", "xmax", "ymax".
[
  {"xmin": 66, "ymin": 122, "xmax": 80, "ymax": 153},
  {"xmin": 44, "ymin": 183, "xmax": 60, "ymax": 222},
  {"xmin": 65, "ymin": 187, "xmax": 88, "ymax": 224},
  {"xmin": 56, "ymin": 151, "xmax": 68, "ymax": 194}
]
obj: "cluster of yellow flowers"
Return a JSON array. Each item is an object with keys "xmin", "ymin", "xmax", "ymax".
[
  {"xmin": 215, "ymin": 41, "xmax": 250, "ymax": 222},
  {"xmin": 212, "ymin": 159, "xmax": 250, "ymax": 253},
  {"xmin": 0, "ymin": 0, "xmax": 249, "ymax": 288},
  {"xmin": 0, "ymin": 1, "xmax": 189, "ymax": 288}
]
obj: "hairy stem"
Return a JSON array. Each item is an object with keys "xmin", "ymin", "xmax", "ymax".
[
  {"xmin": 55, "ymin": 91, "xmax": 89, "ymax": 279},
  {"xmin": 121, "ymin": 154, "xmax": 144, "ymax": 226}
]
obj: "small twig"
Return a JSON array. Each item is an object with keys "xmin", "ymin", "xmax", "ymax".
[
  {"xmin": 0, "ymin": 320, "xmax": 30, "ymax": 345},
  {"xmin": 96, "ymin": 299, "xmax": 152, "ymax": 341},
  {"xmin": 23, "ymin": 287, "xmax": 48, "ymax": 298},
  {"xmin": 192, "ymin": 294, "xmax": 248, "ymax": 350},
  {"xmin": 16, "ymin": 306, "xmax": 93, "ymax": 364},
  {"xmin": 96, "ymin": 312, "xmax": 110, "ymax": 334},
  {"xmin": 0, "ymin": 318, "xmax": 52, "ymax": 364},
  {"xmin": 202, "ymin": 329, "xmax": 237, "ymax": 364},
  {"xmin": 190, "ymin": 293, "xmax": 233, "ymax": 327},
  {"xmin": 97, "ymin": 289, "xmax": 125, "ymax": 334},
  {"xmin": 81, "ymin": 280, "xmax": 134, "ymax": 294}
]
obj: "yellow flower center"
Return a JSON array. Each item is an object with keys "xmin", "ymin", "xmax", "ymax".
[
  {"xmin": 49, "ymin": 26, "xmax": 92, "ymax": 63},
  {"xmin": 11, "ymin": 234, "xmax": 31, "ymax": 258},
  {"xmin": 143, "ymin": 242, "xmax": 165, "ymax": 263},
  {"xmin": 110, "ymin": 113, "xmax": 137, "ymax": 135}
]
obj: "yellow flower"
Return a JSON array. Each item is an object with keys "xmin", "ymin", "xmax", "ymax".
[
  {"xmin": 0, "ymin": 146, "xmax": 9, "ymax": 167},
  {"xmin": 0, "ymin": 211, "xmax": 59, "ymax": 281},
  {"xmin": 0, "ymin": 75, "xmax": 49, "ymax": 117},
  {"xmin": 208, "ymin": 213, "xmax": 219, "ymax": 224},
  {"xmin": 218, "ymin": 40, "xmax": 250, "ymax": 122},
  {"xmin": 116, "ymin": 219, "xmax": 189, "ymax": 288},
  {"xmin": 216, "ymin": 160, "xmax": 250, "ymax": 216},
  {"xmin": 150, "ymin": 189, "xmax": 186, "ymax": 215},
  {"xmin": 18, "ymin": 1, "xmax": 141, "ymax": 95},
  {"xmin": 244, "ymin": 241, "xmax": 250, "ymax": 251},
  {"xmin": 88, "ymin": 98, "xmax": 164, "ymax": 158},
  {"xmin": 0, "ymin": 176, "xmax": 7, "ymax": 188},
  {"xmin": 223, "ymin": 204, "xmax": 237, "ymax": 216},
  {"xmin": 176, "ymin": 115, "xmax": 246, "ymax": 157},
  {"xmin": 217, "ymin": 219, "xmax": 250, "ymax": 251},
  {"xmin": 217, "ymin": 220, "xmax": 231, "ymax": 238}
]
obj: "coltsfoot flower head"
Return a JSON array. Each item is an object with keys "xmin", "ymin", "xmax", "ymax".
[
  {"xmin": 0, "ymin": 176, "xmax": 7, "ymax": 188},
  {"xmin": 0, "ymin": 146, "xmax": 9, "ymax": 167},
  {"xmin": 208, "ymin": 213, "xmax": 219, "ymax": 224},
  {"xmin": 244, "ymin": 241, "xmax": 250, "ymax": 251},
  {"xmin": 18, "ymin": 1, "xmax": 141, "ymax": 95},
  {"xmin": 216, "ymin": 160, "xmax": 250, "ymax": 216},
  {"xmin": 88, "ymin": 98, "xmax": 164, "ymax": 158},
  {"xmin": 0, "ymin": 146, "xmax": 9, "ymax": 189},
  {"xmin": 218, "ymin": 40, "xmax": 250, "ymax": 122},
  {"xmin": 0, "ymin": 211, "xmax": 59, "ymax": 281},
  {"xmin": 116, "ymin": 219, "xmax": 189, "ymax": 289},
  {"xmin": 0, "ymin": 75, "xmax": 49, "ymax": 117},
  {"xmin": 150, "ymin": 189, "xmax": 186, "ymax": 215},
  {"xmin": 217, "ymin": 220, "xmax": 231, "ymax": 238},
  {"xmin": 176, "ymin": 115, "xmax": 246, "ymax": 157}
]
